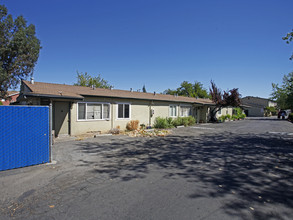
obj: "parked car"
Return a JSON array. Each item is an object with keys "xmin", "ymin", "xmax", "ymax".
[{"xmin": 278, "ymin": 110, "xmax": 287, "ymax": 119}]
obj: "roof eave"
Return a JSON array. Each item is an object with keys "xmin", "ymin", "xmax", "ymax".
[
  {"xmin": 81, "ymin": 94, "xmax": 197, "ymax": 103},
  {"xmin": 24, "ymin": 93, "xmax": 84, "ymax": 100}
]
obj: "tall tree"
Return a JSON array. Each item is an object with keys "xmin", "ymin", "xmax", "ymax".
[
  {"xmin": 164, "ymin": 81, "xmax": 210, "ymax": 98},
  {"xmin": 74, "ymin": 71, "xmax": 112, "ymax": 89},
  {"xmin": 283, "ymin": 30, "xmax": 293, "ymax": 60},
  {"xmin": 209, "ymin": 81, "xmax": 241, "ymax": 122},
  {"xmin": 142, "ymin": 84, "xmax": 147, "ymax": 93},
  {"xmin": 271, "ymin": 72, "xmax": 293, "ymax": 110},
  {"xmin": 0, "ymin": 5, "xmax": 41, "ymax": 99}
]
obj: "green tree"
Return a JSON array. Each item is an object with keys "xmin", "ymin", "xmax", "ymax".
[
  {"xmin": 142, "ymin": 84, "xmax": 147, "ymax": 93},
  {"xmin": 283, "ymin": 30, "xmax": 293, "ymax": 60},
  {"xmin": 209, "ymin": 81, "xmax": 241, "ymax": 122},
  {"xmin": 0, "ymin": 5, "xmax": 41, "ymax": 99},
  {"xmin": 164, "ymin": 81, "xmax": 210, "ymax": 98},
  {"xmin": 271, "ymin": 72, "xmax": 293, "ymax": 110},
  {"xmin": 74, "ymin": 71, "xmax": 112, "ymax": 89}
]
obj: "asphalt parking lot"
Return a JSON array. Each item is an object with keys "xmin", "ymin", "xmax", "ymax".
[{"xmin": 1, "ymin": 117, "xmax": 293, "ymax": 220}]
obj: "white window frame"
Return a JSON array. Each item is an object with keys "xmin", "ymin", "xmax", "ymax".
[
  {"xmin": 116, "ymin": 103, "xmax": 131, "ymax": 120},
  {"xmin": 77, "ymin": 102, "xmax": 111, "ymax": 121},
  {"xmin": 180, "ymin": 105, "xmax": 192, "ymax": 117},
  {"xmin": 169, "ymin": 105, "xmax": 177, "ymax": 117}
]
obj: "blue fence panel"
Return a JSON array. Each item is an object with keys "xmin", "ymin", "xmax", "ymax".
[{"xmin": 0, "ymin": 106, "xmax": 50, "ymax": 171}]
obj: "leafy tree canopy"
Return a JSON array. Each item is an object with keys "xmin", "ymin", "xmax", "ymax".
[
  {"xmin": 283, "ymin": 30, "xmax": 293, "ymax": 60},
  {"xmin": 209, "ymin": 81, "xmax": 241, "ymax": 122},
  {"xmin": 164, "ymin": 81, "xmax": 210, "ymax": 99},
  {"xmin": 0, "ymin": 5, "xmax": 41, "ymax": 99},
  {"xmin": 271, "ymin": 72, "xmax": 293, "ymax": 110},
  {"xmin": 74, "ymin": 71, "xmax": 112, "ymax": 89}
]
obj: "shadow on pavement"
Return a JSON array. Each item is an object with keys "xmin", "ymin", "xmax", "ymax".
[{"xmin": 77, "ymin": 133, "xmax": 293, "ymax": 219}]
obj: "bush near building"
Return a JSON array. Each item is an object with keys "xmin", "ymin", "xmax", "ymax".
[
  {"xmin": 265, "ymin": 106, "xmax": 277, "ymax": 116},
  {"xmin": 153, "ymin": 116, "xmax": 196, "ymax": 129},
  {"xmin": 219, "ymin": 108, "xmax": 246, "ymax": 122},
  {"xmin": 126, "ymin": 120, "xmax": 140, "ymax": 131}
]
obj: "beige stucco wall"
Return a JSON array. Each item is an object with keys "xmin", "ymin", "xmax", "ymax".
[
  {"xmin": 70, "ymin": 97, "xmax": 195, "ymax": 135},
  {"xmin": 216, "ymin": 107, "xmax": 233, "ymax": 118},
  {"xmin": 193, "ymin": 105, "xmax": 208, "ymax": 123},
  {"xmin": 268, "ymin": 101, "xmax": 277, "ymax": 107},
  {"xmin": 20, "ymin": 94, "xmax": 207, "ymax": 136},
  {"xmin": 113, "ymin": 99, "xmax": 150, "ymax": 130}
]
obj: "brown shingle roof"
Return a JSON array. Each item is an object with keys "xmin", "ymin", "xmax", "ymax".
[
  {"xmin": 22, "ymin": 81, "xmax": 214, "ymax": 105},
  {"xmin": 7, "ymin": 91, "xmax": 19, "ymax": 96}
]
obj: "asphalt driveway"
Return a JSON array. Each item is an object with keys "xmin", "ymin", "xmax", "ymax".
[{"xmin": 1, "ymin": 117, "xmax": 293, "ymax": 220}]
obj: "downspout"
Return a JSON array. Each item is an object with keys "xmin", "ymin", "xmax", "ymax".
[
  {"xmin": 149, "ymin": 101, "xmax": 153, "ymax": 127},
  {"xmin": 68, "ymin": 102, "xmax": 72, "ymax": 136},
  {"xmin": 111, "ymin": 103, "xmax": 114, "ymax": 129}
]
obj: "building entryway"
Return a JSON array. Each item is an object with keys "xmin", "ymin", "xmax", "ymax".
[{"xmin": 53, "ymin": 101, "xmax": 71, "ymax": 137}]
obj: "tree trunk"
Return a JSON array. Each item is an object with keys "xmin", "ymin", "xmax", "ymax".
[{"xmin": 210, "ymin": 107, "xmax": 220, "ymax": 122}]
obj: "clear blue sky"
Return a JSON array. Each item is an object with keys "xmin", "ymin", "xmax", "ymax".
[{"xmin": 2, "ymin": 0, "xmax": 293, "ymax": 98}]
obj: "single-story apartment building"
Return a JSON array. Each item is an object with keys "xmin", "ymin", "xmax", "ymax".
[
  {"xmin": 241, "ymin": 96, "xmax": 277, "ymax": 117},
  {"xmin": 1, "ymin": 91, "xmax": 19, "ymax": 106},
  {"xmin": 17, "ymin": 80, "xmax": 217, "ymax": 137}
]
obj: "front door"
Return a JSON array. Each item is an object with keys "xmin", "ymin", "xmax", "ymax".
[{"xmin": 54, "ymin": 102, "xmax": 70, "ymax": 137}]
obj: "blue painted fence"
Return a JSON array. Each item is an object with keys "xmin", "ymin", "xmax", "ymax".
[{"xmin": 0, "ymin": 106, "xmax": 50, "ymax": 171}]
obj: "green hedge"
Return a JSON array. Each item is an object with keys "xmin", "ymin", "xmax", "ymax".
[{"xmin": 153, "ymin": 116, "xmax": 196, "ymax": 129}]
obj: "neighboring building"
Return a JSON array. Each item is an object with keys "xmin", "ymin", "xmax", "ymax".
[
  {"xmin": 216, "ymin": 107, "xmax": 233, "ymax": 117},
  {"xmin": 1, "ymin": 91, "xmax": 19, "ymax": 106},
  {"xmin": 241, "ymin": 96, "xmax": 277, "ymax": 117},
  {"xmin": 17, "ymin": 80, "xmax": 215, "ymax": 137}
]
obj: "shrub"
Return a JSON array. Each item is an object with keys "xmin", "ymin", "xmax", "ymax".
[
  {"xmin": 218, "ymin": 115, "xmax": 226, "ymax": 122},
  {"xmin": 0, "ymin": 101, "xmax": 2, "ymax": 105},
  {"xmin": 182, "ymin": 117, "xmax": 190, "ymax": 126},
  {"xmin": 233, "ymin": 107, "xmax": 242, "ymax": 116},
  {"xmin": 166, "ymin": 117, "xmax": 174, "ymax": 127},
  {"xmin": 154, "ymin": 117, "xmax": 170, "ymax": 129},
  {"xmin": 154, "ymin": 116, "xmax": 196, "ymax": 128},
  {"xmin": 172, "ymin": 117, "xmax": 183, "ymax": 127},
  {"xmin": 265, "ymin": 106, "xmax": 277, "ymax": 116},
  {"xmin": 233, "ymin": 107, "xmax": 246, "ymax": 119},
  {"xmin": 239, "ymin": 113, "xmax": 246, "ymax": 119},
  {"xmin": 171, "ymin": 116, "xmax": 195, "ymax": 127},
  {"xmin": 140, "ymin": 124, "xmax": 146, "ymax": 129},
  {"xmin": 186, "ymin": 116, "xmax": 196, "ymax": 126},
  {"xmin": 224, "ymin": 114, "xmax": 231, "ymax": 120},
  {"xmin": 126, "ymin": 120, "xmax": 139, "ymax": 131},
  {"xmin": 288, "ymin": 113, "xmax": 293, "ymax": 121},
  {"xmin": 231, "ymin": 115, "xmax": 238, "ymax": 120}
]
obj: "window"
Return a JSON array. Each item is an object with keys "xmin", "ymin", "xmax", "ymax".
[
  {"xmin": 180, "ymin": 106, "xmax": 192, "ymax": 117},
  {"xmin": 218, "ymin": 109, "xmax": 222, "ymax": 115},
  {"xmin": 78, "ymin": 103, "xmax": 86, "ymax": 120},
  {"xmin": 77, "ymin": 102, "xmax": 110, "ymax": 120},
  {"xmin": 169, "ymin": 105, "xmax": 177, "ymax": 117},
  {"xmin": 117, "ymin": 103, "xmax": 130, "ymax": 119}
]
